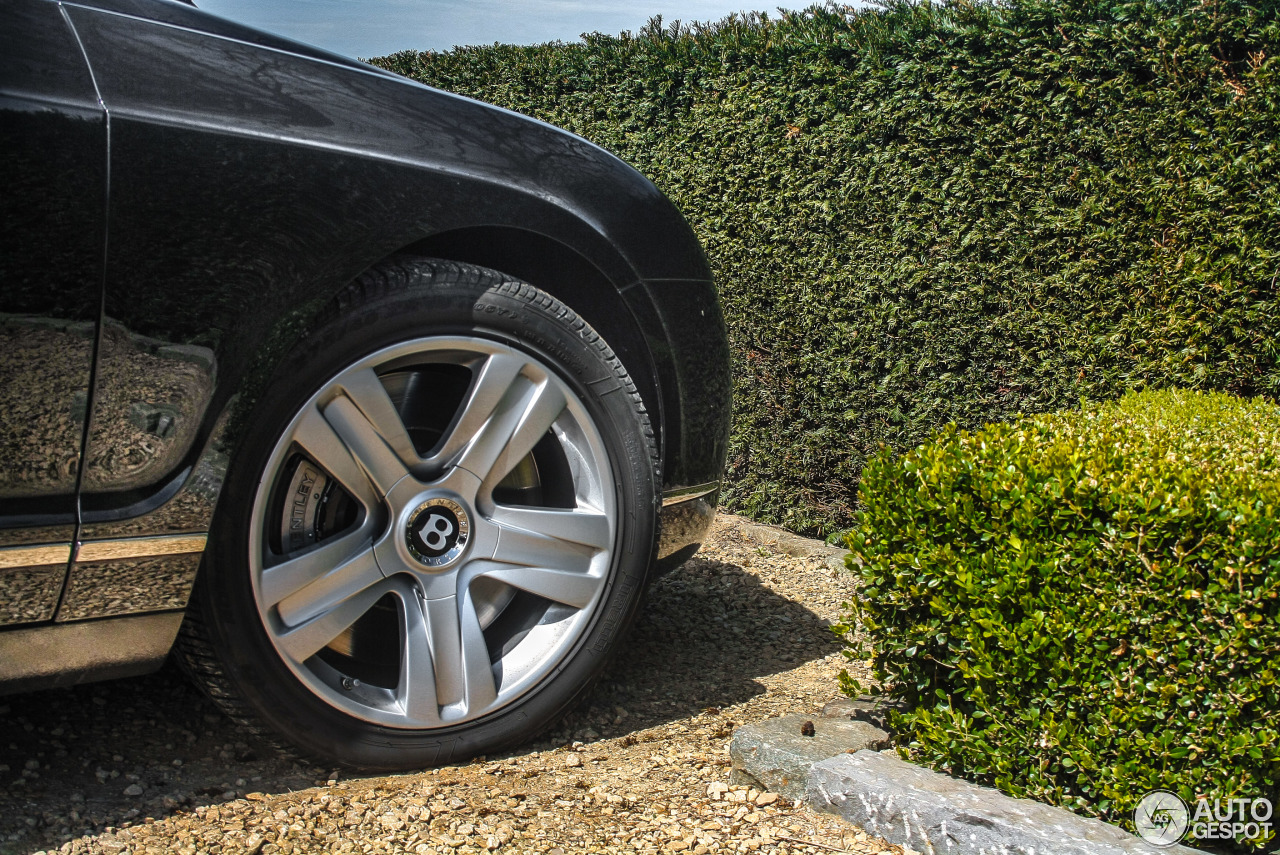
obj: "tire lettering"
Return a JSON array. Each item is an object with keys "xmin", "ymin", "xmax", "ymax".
[{"xmin": 590, "ymin": 578, "xmax": 636, "ymax": 653}]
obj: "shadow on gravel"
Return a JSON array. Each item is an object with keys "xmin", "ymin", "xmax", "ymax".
[
  {"xmin": 0, "ymin": 664, "xmax": 321, "ymax": 854},
  {"xmin": 551, "ymin": 554, "xmax": 845, "ymax": 741},
  {"xmin": 0, "ymin": 553, "xmax": 839, "ymax": 853}
]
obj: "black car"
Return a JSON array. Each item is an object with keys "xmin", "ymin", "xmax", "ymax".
[{"xmin": 0, "ymin": 0, "xmax": 730, "ymax": 770}]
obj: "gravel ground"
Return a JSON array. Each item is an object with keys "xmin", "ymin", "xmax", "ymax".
[{"xmin": 0, "ymin": 514, "xmax": 895, "ymax": 855}]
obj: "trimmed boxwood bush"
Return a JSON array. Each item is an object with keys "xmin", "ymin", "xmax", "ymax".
[
  {"xmin": 372, "ymin": 0, "xmax": 1280, "ymax": 536},
  {"xmin": 835, "ymin": 389, "xmax": 1280, "ymax": 850}
]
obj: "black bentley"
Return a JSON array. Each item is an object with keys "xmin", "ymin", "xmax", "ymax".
[{"xmin": 0, "ymin": 0, "xmax": 730, "ymax": 770}]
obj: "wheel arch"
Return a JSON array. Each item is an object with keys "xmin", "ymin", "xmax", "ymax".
[{"xmin": 397, "ymin": 226, "xmax": 665, "ymax": 466}]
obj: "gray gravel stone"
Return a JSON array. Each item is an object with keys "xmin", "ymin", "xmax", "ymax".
[
  {"xmin": 807, "ymin": 749, "xmax": 1201, "ymax": 855},
  {"xmin": 730, "ymin": 714, "xmax": 890, "ymax": 800}
]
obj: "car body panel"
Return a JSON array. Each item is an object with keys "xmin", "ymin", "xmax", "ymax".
[{"xmin": 0, "ymin": 0, "xmax": 731, "ymax": 692}]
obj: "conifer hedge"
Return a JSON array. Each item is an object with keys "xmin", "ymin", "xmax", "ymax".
[{"xmin": 372, "ymin": 0, "xmax": 1280, "ymax": 536}]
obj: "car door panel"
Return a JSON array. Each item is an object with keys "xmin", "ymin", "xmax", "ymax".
[
  {"xmin": 0, "ymin": 0, "xmax": 107, "ymax": 625},
  {"xmin": 0, "ymin": 0, "xmax": 104, "ymax": 510}
]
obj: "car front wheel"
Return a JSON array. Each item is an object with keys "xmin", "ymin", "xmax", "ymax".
[{"xmin": 178, "ymin": 258, "xmax": 658, "ymax": 770}]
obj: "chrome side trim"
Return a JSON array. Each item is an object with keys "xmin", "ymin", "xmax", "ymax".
[
  {"xmin": 0, "ymin": 544, "xmax": 73, "ymax": 569},
  {"xmin": 75, "ymin": 533, "xmax": 207, "ymax": 562},
  {"xmin": 660, "ymin": 481, "xmax": 720, "ymax": 508}
]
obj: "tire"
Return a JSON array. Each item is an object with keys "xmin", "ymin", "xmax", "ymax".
[{"xmin": 177, "ymin": 258, "xmax": 658, "ymax": 770}]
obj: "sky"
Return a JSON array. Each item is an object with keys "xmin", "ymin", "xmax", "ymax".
[{"xmin": 197, "ymin": 0, "xmax": 802, "ymax": 61}]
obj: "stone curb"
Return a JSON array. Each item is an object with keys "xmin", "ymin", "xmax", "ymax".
[
  {"xmin": 720, "ymin": 516, "xmax": 849, "ymax": 571},
  {"xmin": 728, "ymin": 714, "xmax": 891, "ymax": 801},
  {"xmin": 807, "ymin": 750, "xmax": 1200, "ymax": 855},
  {"xmin": 730, "ymin": 717, "xmax": 1199, "ymax": 855}
]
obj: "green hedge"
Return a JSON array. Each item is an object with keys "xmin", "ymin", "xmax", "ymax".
[
  {"xmin": 835, "ymin": 389, "xmax": 1280, "ymax": 850},
  {"xmin": 372, "ymin": 0, "xmax": 1280, "ymax": 536}
]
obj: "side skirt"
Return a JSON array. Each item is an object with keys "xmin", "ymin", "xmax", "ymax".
[{"xmin": 0, "ymin": 611, "xmax": 183, "ymax": 695}]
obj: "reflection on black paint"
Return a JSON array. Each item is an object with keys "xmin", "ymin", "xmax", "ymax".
[
  {"xmin": 0, "ymin": 525, "xmax": 76, "ymax": 549},
  {"xmin": 0, "ymin": 317, "xmax": 96, "ymax": 499},
  {"xmin": 0, "ymin": 565, "xmax": 65, "ymax": 625},
  {"xmin": 79, "ymin": 409, "xmax": 228, "ymax": 540},
  {"xmin": 82, "ymin": 320, "xmax": 215, "ymax": 495},
  {"xmin": 658, "ymin": 497, "xmax": 717, "ymax": 561},
  {"xmin": 58, "ymin": 553, "xmax": 200, "ymax": 621}
]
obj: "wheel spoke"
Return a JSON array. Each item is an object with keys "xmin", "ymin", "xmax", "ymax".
[
  {"xmin": 336, "ymin": 368, "xmax": 421, "ymax": 471},
  {"xmin": 323, "ymin": 395, "xmax": 412, "ymax": 498},
  {"xmin": 397, "ymin": 589, "xmax": 440, "ymax": 725},
  {"xmin": 423, "ymin": 598, "xmax": 463, "ymax": 707},
  {"xmin": 457, "ymin": 585, "xmax": 499, "ymax": 715},
  {"xmin": 275, "ymin": 543, "xmax": 385, "ymax": 627},
  {"xmin": 289, "ymin": 406, "xmax": 379, "ymax": 510},
  {"xmin": 426, "ymin": 352, "xmax": 526, "ymax": 470},
  {"xmin": 457, "ymin": 376, "xmax": 566, "ymax": 489},
  {"xmin": 474, "ymin": 564, "xmax": 604, "ymax": 610},
  {"xmin": 491, "ymin": 525, "xmax": 596, "ymax": 574},
  {"xmin": 489, "ymin": 506, "xmax": 611, "ymax": 550},
  {"xmin": 425, "ymin": 594, "xmax": 497, "ymax": 717},
  {"xmin": 273, "ymin": 577, "xmax": 393, "ymax": 663},
  {"xmin": 477, "ymin": 519, "xmax": 604, "ymax": 609},
  {"xmin": 259, "ymin": 529, "xmax": 373, "ymax": 608}
]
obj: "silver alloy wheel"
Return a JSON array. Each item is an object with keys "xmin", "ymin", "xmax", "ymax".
[{"xmin": 248, "ymin": 336, "xmax": 617, "ymax": 729}]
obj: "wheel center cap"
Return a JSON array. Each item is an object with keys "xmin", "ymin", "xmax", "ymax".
[{"xmin": 405, "ymin": 497, "xmax": 470, "ymax": 569}]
